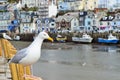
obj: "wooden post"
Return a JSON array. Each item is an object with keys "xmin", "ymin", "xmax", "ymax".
[
  {"xmin": 0, "ymin": 39, "xmax": 32, "ymax": 80},
  {"xmin": 0, "ymin": 40, "xmax": 3, "ymax": 56},
  {"xmin": 9, "ymin": 63, "xmax": 19, "ymax": 80}
]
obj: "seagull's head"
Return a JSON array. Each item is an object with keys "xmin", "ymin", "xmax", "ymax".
[{"xmin": 38, "ymin": 31, "xmax": 53, "ymax": 42}]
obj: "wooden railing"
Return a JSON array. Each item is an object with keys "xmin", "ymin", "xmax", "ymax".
[{"xmin": 0, "ymin": 39, "xmax": 31, "ymax": 80}]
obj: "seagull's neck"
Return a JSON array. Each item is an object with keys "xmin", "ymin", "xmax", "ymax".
[{"xmin": 29, "ymin": 37, "xmax": 43, "ymax": 49}]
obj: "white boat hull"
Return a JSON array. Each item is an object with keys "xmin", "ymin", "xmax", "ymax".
[{"xmin": 72, "ymin": 37, "xmax": 93, "ymax": 43}]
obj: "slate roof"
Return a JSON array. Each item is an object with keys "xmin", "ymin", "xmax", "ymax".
[
  {"xmin": 100, "ymin": 16, "xmax": 115, "ymax": 21},
  {"xmin": 56, "ymin": 14, "xmax": 77, "ymax": 22}
]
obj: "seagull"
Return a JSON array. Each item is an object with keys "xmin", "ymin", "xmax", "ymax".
[
  {"xmin": 9, "ymin": 31, "xmax": 53, "ymax": 80},
  {"xmin": 2, "ymin": 33, "xmax": 12, "ymax": 40}
]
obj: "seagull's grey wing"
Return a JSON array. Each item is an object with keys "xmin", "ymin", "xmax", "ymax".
[{"xmin": 10, "ymin": 48, "xmax": 28, "ymax": 63}]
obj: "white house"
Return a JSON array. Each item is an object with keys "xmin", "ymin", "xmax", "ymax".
[
  {"xmin": 70, "ymin": 17, "xmax": 79, "ymax": 32},
  {"xmin": 0, "ymin": 12, "xmax": 11, "ymax": 32},
  {"xmin": 19, "ymin": 11, "xmax": 33, "ymax": 33}
]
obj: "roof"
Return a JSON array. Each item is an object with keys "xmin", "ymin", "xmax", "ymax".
[
  {"xmin": 100, "ymin": 16, "xmax": 115, "ymax": 21},
  {"xmin": 64, "ymin": 12, "xmax": 79, "ymax": 17},
  {"xmin": 56, "ymin": 14, "xmax": 77, "ymax": 22}
]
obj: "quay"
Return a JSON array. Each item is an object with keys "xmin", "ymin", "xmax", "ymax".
[{"xmin": 0, "ymin": 39, "xmax": 32, "ymax": 80}]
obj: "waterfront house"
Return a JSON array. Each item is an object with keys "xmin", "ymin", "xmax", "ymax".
[
  {"xmin": 19, "ymin": 11, "xmax": 33, "ymax": 33},
  {"xmin": 94, "ymin": 11, "xmax": 107, "ymax": 32},
  {"xmin": 48, "ymin": 19, "xmax": 56, "ymax": 32},
  {"xmin": 99, "ymin": 15, "xmax": 115, "ymax": 33},
  {"xmin": 113, "ymin": 13, "xmax": 120, "ymax": 32},
  {"xmin": 0, "ymin": 12, "xmax": 11, "ymax": 32},
  {"xmin": 70, "ymin": 16, "xmax": 79, "ymax": 32},
  {"xmin": 77, "ymin": 11, "xmax": 87, "ymax": 32},
  {"xmin": 56, "ymin": 13, "xmax": 79, "ymax": 32},
  {"xmin": 84, "ymin": 11, "xmax": 95, "ymax": 32},
  {"xmin": 39, "ymin": 18, "xmax": 56, "ymax": 32}
]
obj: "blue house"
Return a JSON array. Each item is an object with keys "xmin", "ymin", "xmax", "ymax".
[
  {"xmin": 84, "ymin": 12, "xmax": 95, "ymax": 32},
  {"xmin": 36, "ymin": 18, "xmax": 56, "ymax": 33},
  {"xmin": 58, "ymin": 2, "xmax": 70, "ymax": 11}
]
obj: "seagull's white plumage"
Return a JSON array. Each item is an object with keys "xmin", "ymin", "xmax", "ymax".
[
  {"xmin": 2, "ymin": 33, "xmax": 12, "ymax": 40},
  {"xmin": 9, "ymin": 31, "xmax": 53, "ymax": 79},
  {"xmin": 10, "ymin": 31, "xmax": 53, "ymax": 65}
]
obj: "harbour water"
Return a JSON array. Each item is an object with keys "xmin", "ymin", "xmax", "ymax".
[{"xmin": 11, "ymin": 41, "xmax": 120, "ymax": 80}]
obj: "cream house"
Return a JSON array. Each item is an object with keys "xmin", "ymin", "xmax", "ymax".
[
  {"xmin": 58, "ymin": 0, "xmax": 98, "ymax": 11},
  {"xmin": 56, "ymin": 12, "xmax": 79, "ymax": 32},
  {"xmin": 83, "ymin": 0, "xmax": 98, "ymax": 11}
]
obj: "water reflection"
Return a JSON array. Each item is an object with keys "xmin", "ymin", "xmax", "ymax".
[
  {"xmin": 33, "ymin": 44, "xmax": 120, "ymax": 80},
  {"xmin": 92, "ymin": 44, "xmax": 120, "ymax": 53},
  {"xmin": 39, "ymin": 44, "xmax": 120, "ymax": 71}
]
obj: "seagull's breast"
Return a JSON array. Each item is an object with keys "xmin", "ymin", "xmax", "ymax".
[{"xmin": 19, "ymin": 49, "xmax": 40, "ymax": 66}]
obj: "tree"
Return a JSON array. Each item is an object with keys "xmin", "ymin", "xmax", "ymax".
[
  {"xmin": 22, "ymin": 4, "xmax": 28, "ymax": 11},
  {"xmin": 8, "ymin": 0, "xmax": 16, "ymax": 3}
]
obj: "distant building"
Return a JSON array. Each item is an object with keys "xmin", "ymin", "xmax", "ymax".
[
  {"xmin": 84, "ymin": 0, "xmax": 98, "ymax": 11},
  {"xmin": 0, "ymin": 0, "xmax": 8, "ymax": 4},
  {"xmin": 19, "ymin": 11, "xmax": 33, "ymax": 33},
  {"xmin": 58, "ymin": 0, "xmax": 98, "ymax": 11},
  {"xmin": 21, "ymin": 0, "xmax": 37, "ymax": 7},
  {"xmin": 0, "ymin": 12, "xmax": 11, "ymax": 31},
  {"xmin": 21, "ymin": 0, "xmax": 57, "ymax": 18}
]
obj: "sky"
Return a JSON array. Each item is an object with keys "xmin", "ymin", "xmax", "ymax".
[
  {"xmin": 98, "ymin": 0, "xmax": 120, "ymax": 8},
  {"xmin": 98, "ymin": 0, "xmax": 120, "ymax": 5}
]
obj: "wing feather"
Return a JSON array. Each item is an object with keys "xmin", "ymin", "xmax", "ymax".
[{"xmin": 9, "ymin": 48, "xmax": 28, "ymax": 63}]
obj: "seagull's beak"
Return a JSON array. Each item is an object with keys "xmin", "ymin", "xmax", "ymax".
[{"xmin": 47, "ymin": 37, "xmax": 54, "ymax": 42}]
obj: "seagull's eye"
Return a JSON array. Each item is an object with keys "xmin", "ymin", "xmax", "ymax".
[{"xmin": 43, "ymin": 34, "xmax": 46, "ymax": 36}]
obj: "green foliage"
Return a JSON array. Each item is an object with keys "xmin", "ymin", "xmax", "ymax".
[
  {"xmin": 0, "ymin": 10, "xmax": 7, "ymax": 12},
  {"xmin": 28, "ymin": 7, "xmax": 38, "ymax": 11},
  {"xmin": 22, "ymin": 4, "xmax": 38, "ymax": 11},
  {"xmin": 8, "ymin": 0, "xmax": 17, "ymax": 3}
]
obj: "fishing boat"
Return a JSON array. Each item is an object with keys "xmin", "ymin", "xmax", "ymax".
[
  {"xmin": 56, "ymin": 34, "xmax": 67, "ymax": 42},
  {"xmin": 98, "ymin": 33, "xmax": 119, "ymax": 44},
  {"xmin": 72, "ymin": 33, "xmax": 93, "ymax": 43},
  {"xmin": 14, "ymin": 35, "xmax": 20, "ymax": 41}
]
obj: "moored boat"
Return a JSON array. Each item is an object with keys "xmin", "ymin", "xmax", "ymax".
[
  {"xmin": 56, "ymin": 34, "xmax": 67, "ymax": 42},
  {"xmin": 98, "ymin": 33, "xmax": 119, "ymax": 44},
  {"xmin": 72, "ymin": 33, "xmax": 93, "ymax": 43}
]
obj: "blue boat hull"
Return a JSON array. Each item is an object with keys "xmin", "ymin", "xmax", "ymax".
[{"xmin": 98, "ymin": 38, "xmax": 119, "ymax": 43}]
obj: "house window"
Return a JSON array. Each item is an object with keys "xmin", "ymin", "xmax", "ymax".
[
  {"xmin": 94, "ymin": 2, "xmax": 96, "ymax": 4},
  {"xmin": 93, "ymin": 20, "xmax": 96, "ymax": 24},
  {"xmin": 74, "ymin": 22, "xmax": 76, "ymax": 26},
  {"xmin": 80, "ymin": 12, "xmax": 84, "ymax": 15},
  {"xmin": 88, "ymin": 27, "xmax": 90, "ymax": 30},
  {"xmin": 88, "ymin": 21, "xmax": 91, "ymax": 25},
  {"xmin": 79, "ymin": 18, "xmax": 83, "ymax": 21},
  {"xmin": 88, "ymin": 16, "xmax": 90, "ymax": 18},
  {"xmin": 100, "ymin": 22, "xmax": 103, "ymax": 25}
]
